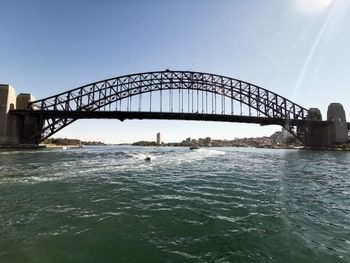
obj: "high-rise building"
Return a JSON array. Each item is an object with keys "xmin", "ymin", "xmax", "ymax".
[{"xmin": 156, "ymin": 132, "xmax": 162, "ymax": 145}]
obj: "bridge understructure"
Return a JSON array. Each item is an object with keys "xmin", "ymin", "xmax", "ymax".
[{"xmin": 1, "ymin": 71, "xmax": 349, "ymax": 148}]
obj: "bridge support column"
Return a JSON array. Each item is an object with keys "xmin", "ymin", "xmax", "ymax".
[
  {"xmin": 0, "ymin": 84, "xmax": 19, "ymax": 145},
  {"xmin": 17, "ymin": 93, "xmax": 44, "ymax": 144},
  {"xmin": 305, "ymin": 108, "xmax": 328, "ymax": 148},
  {"xmin": 305, "ymin": 103, "xmax": 349, "ymax": 148},
  {"xmin": 20, "ymin": 114, "xmax": 44, "ymax": 144},
  {"xmin": 327, "ymin": 103, "xmax": 348, "ymax": 145},
  {"xmin": 0, "ymin": 84, "xmax": 39, "ymax": 147}
]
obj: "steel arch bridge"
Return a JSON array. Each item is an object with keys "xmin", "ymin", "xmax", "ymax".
[{"xmin": 14, "ymin": 70, "xmax": 329, "ymax": 144}]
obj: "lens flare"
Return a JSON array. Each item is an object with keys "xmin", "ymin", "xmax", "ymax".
[
  {"xmin": 292, "ymin": 0, "xmax": 350, "ymax": 99},
  {"xmin": 296, "ymin": 0, "xmax": 333, "ymax": 13}
]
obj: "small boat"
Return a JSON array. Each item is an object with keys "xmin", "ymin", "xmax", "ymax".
[
  {"xmin": 189, "ymin": 144, "xmax": 199, "ymax": 150},
  {"xmin": 145, "ymin": 156, "xmax": 151, "ymax": 161}
]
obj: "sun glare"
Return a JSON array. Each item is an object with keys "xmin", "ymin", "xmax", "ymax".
[{"xmin": 296, "ymin": 0, "xmax": 334, "ymax": 13}]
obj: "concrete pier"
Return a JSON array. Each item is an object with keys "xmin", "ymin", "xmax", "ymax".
[
  {"xmin": 327, "ymin": 103, "xmax": 348, "ymax": 145},
  {"xmin": 305, "ymin": 104, "xmax": 349, "ymax": 148},
  {"xmin": 305, "ymin": 108, "xmax": 324, "ymax": 148},
  {"xmin": 0, "ymin": 84, "xmax": 18, "ymax": 145},
  {"xmin": 0, "ymin": 84, "xmax": 36, "ymax": 146}
]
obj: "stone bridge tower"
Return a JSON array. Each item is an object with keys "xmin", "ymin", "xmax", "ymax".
[
  {"xmin": 306, "ymin": 103, "xmax": 348, "ymax": 148},
  {"xmin": 0, "ymin": 84, "xmax": 37, "ymax": 146},
  {"xmin": 327, "ymin": 103, "xmax": 348, "ymax": 145}
]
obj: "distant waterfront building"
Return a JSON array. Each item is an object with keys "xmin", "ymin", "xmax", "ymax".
[
  {"xmin": 205, "ymin": 137, "xmax": 212, "ymax": 147},
  {"xmin": 156, "ymin": 132, "xmax": 162, "ymax": 145}
]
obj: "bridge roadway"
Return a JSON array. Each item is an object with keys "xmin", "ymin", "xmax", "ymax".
[{"xmin": 12, "ymin": 109, "xmax": 334, "ymax": 128}]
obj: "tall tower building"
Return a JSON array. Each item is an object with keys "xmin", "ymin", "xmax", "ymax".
[{"xmin": 156, "ymin": 132, "xmax": 162, "ymax": 145}]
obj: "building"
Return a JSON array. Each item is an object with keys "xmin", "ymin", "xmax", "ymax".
[
  {"xmin": 156, "ymin": 132, "xmax": 162, "ymax": 145},
  {"xmin": 205, "ymin": 137, "xmax": 212, "ymax": 147}
]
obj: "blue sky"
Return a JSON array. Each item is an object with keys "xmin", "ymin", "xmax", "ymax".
[{"xmin": 1, "ymin": 0, "xmax": 349, "ymax": 143}]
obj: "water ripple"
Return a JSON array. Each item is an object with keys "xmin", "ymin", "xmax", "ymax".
[{"xmin": 0, "ymin": 147, "xmax": 349, "ymax": 262}]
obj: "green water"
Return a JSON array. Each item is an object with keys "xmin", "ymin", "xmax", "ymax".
[{"xmin": 0, "ymin": 147, "xmax": 349, "ymax": 262}]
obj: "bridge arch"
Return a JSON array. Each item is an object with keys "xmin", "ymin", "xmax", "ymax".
[{"xmin": 27, "ymin": 70, "xmax": 311, "ymax": 143}]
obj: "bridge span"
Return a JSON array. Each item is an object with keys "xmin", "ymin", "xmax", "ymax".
[{"xmin": 1, "ymin": 70, "xmax": 349, "ymax": 148}]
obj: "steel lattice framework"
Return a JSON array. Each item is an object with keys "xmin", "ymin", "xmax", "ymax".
[{"xmin": 26, "ymin": 70, "xmax": 316, "ymax": 143}]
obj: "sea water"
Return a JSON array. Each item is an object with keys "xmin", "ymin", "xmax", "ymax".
[{"xmin": 0, "ymin": 146, "xmax": 349, "ymax": 262}]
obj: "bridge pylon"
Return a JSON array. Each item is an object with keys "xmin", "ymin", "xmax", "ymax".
[
  {"xmin": 0, "ymin": 84, "xmax": 18, "ymax": 145},
  {"xmin": 305, "ymin": 108, "xmax": 326, "ymax": 148},
  {"xmin": 305, "ymin": 104, "xmax": 349, "ymax": 148},
  {"xmin": 0, "ymin": 84, "xmax": 42, "ymax": 147},
  {"xmin": 327, "ymin": 103, "xmax": 348, "ymax": 145}
]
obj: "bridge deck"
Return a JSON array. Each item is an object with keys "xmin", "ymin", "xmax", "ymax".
[{"xmin": 12, "ymin": 110, "xmax": 333, "ymax": 127}]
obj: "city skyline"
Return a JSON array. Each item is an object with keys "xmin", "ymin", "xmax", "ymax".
[{"xmin": 1, "ymin": 0, "xmax": 349, "ymax": 143}]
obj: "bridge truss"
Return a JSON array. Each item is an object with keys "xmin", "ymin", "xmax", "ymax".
[{"xmin": 27, "ymin": 70, "xmax": 314, "ymax": 143}]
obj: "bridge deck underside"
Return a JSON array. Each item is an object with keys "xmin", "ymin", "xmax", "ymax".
[{"xmin": 12, "ymin": 110, "xmax": 332, "ymax": 127}]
